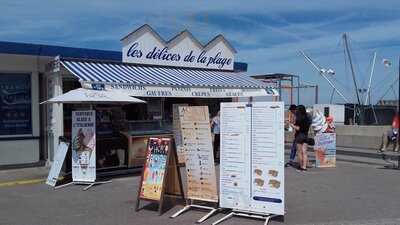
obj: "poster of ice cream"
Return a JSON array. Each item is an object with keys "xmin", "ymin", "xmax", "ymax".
[
  {"xmin": 314, "ymin": 133, "xmax": 336, "ymax": 168},
  {"xmin": 139, "ymin": 137, "xmax": 170, "ymax": 201},
  {"xmin": 72, "ymin": 110, "xmax": 96, "ymax": 182}
]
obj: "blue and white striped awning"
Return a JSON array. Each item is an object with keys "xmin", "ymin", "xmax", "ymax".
[{"xmin": 60, "ymin": 59, "xmax": 277, "ymax": 98}]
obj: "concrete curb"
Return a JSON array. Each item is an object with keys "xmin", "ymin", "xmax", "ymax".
[
  {"xmin": 0, "ymin": 178, "xmax": 46, "ymax": 187},
  {"xmin": 285, "ymin": 143, "xmax": 400, "ymax": 167}
]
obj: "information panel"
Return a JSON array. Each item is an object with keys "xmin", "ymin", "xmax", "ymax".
[
  {"xmin": 220, "ymin": 102, "xmax": 284, "ymax": 215},
  {"xmin": 72, "ymin": 110, "xmax": 96, "ymax": 182},
  {"xmin": 314, "ymin": 133, "xmax": 336, "ymax": 168},
  {"xmin": 139, "ymin": 137, "xmax": 171, "ymax": 201},
  {"xmin": 0, "ymin": 74, "xmax": 32, "ymax": 135},
  {"xmin": 179, "ymin": 106, "xmax": 218, "ymax": 202}
]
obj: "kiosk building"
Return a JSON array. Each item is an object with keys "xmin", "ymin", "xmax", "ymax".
[{"xmin": 0, "ymin": 24, "xmax": 276, "ymax": 168}]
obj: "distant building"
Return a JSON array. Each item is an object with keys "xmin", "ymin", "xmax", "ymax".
[{"xmin": 377, "ymin": 100, "xmax": 398, "ymax": 106}]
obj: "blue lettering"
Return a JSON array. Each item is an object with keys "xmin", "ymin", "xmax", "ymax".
[
  {"xmin": 197, "ymin": 51, "xmax": 207, "ymax": 63},
  {"xmin": 126, "ymin": 42, "xmax": 143, "ymax": 58},
  {"xmin": 146, "ymin": 46, "xmax": 181, "ymax": 62},
  {"xmin": 184, "ymin": 51, "xmax": 195, "ymax": 62},
  {"xmin": 206, "ymin": 52, "xmax": 231, "ymax": 68}
]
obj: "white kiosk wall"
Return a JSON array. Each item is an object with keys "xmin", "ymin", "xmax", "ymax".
[
  {"xmin": 220, "ymin": 102, "xmax": 285, "ymax": 215},
  {"xmin": 0, "ymin": 54, "xmax": 42, "ymax": 166}
]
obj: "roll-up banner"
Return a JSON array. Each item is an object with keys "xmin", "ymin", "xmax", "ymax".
[
  {"xmin": 220, "ymin": 102, "xmax": 285, "ymax": 216},
  {"xmin": 71, "ymin": 110, "xmax": 96, "ymax": 182}
]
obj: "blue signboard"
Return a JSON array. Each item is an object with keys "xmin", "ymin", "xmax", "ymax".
[{"xmin": 0, "ymin": 74, "xmax": 32, "ymax": 135}]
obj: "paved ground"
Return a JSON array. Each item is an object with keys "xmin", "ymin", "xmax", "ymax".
[
  {"xmin": 0, "ymin": 167, "xmax": 48, "ymax": 185},
  {"xmin": 0, "ymin": 160, "xmax": 399, "ymax": 225}
]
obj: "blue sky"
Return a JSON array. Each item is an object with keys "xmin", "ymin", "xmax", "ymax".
[{"xmin": 1, "ymin": 0, "xmax": 400, "ymax": 105}]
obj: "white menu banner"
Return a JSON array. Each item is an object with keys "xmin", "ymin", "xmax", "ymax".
[
  {"xmin": 220, "ymin": 102, "xmax": 284, "ymax": 215},
  {"xmin": 71, "ymin": 110, "xmax": 96, "ymax": 182},
  {"xmin": 179, "ymin": 106, "xmax": 219, "ymax": 202},
  {"xmin": 46, "ymin": 142, "xmax": 69, "ymax": 187}
]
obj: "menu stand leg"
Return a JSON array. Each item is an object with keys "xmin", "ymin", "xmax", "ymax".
[
  {"xmin": 54, "ymin": 182, "xmax": 74, "ymax": 190},
  {"xmin": 264, "ymin": 216, "xmax": 271, "ymax": 225},
  {"xmin": 212, "ymin": 211, "xmax": 234, "ymax": 225},
  {"xmin": 196, "ymin": 207, "xmax": 219, "ymax": 223},
  {"xmin": 170, "ymin": 205, "xmax": 191, "ymax": 218},
  {"xmin": 212, "ymin": 211, "xmax": 278, "ymax": 225},
  {"xmin": 82, "ymin": 180, "xmax": 112, "ymax": 191}
]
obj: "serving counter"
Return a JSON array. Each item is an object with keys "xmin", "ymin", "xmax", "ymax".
[{"xmin": 121, "ymin": 120, "xmax": 173, "ymax": 167}]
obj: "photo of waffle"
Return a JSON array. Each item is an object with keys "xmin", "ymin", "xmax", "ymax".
[
  {"xmin": 268, "ymin": 179, "xmax": 281, "ymax": 189},
  {"xmin": 268, "ymin": 170, "xmax": 278, "ymax": 177},
  {"xmin": 254, "ymin": 178, "xmax": 265, "ymax": 187}
]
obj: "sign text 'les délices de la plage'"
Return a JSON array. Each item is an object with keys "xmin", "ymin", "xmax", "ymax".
[{"xmin": 126, "ymin": 42, "xmax": 232, "ymax": 69}]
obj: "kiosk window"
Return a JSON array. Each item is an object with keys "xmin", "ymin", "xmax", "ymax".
[{"xmin": 0, "ymin": 74, "xmax": 32, "ymax": 135}]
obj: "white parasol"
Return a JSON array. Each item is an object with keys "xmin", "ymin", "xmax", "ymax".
[{"xmin": 41, "ymin": 88, "xmax": 146, "ymax": 104}]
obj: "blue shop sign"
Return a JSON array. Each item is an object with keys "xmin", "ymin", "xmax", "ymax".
[{"xmin": 0, "ymin": 74, "xmax": 32, "ymax": 135}]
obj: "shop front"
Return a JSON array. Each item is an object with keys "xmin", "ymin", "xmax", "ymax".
[{"xmin": 45, "ymin": 24, "xmax": 277, "ymax": 171}]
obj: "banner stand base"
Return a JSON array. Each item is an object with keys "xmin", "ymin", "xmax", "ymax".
[
  {"xmin": 212, "ymin": 210, "xmax": 280, "ymax": 225},
  {"xmin": 54, "ymin": 180, "xmax": 112, "ymax": 191},
  {"xmin": 170, "ymin": 204, "xmax": 220, "ymax": 223}
]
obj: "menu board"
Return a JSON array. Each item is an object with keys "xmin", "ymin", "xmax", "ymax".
[
  {"xmin": 72, "ymin": 110, "xmax": 96, "ymax": 182},
  {"xmin": 314, "ymin": 133, "xmax": 336, "ymax": 168},
  {"xmin": 0, "ymin": 74, "xmax": 32, "ymax": 135},
  {"xmin": 179, "ymin": 106, "xmax": 218, "ymax": 202},
  {"xmin": 220, "ymin": 102, "xmax": 285, "ymax": 215},
  {"xmin": 139, "ymin": 137, "xmax": 171, "ymax": 201},
  {"xmin": 172, "ymin": 104, "xmax": 188, "ymax": 164}
]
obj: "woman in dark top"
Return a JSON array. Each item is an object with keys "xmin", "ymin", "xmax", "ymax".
[{"xmin": 289, "ymin": 105, "xmax": 311, "ymax": 171}]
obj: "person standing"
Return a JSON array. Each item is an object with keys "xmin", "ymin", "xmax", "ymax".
[
  {"xmin": 211, "ymin": 111, "xmax": 221, "ymax": 162},
  {"xmin": 289, "ymin": 105, "xmax": 311, "ymax": 171},
  {"xmin": 285, "ymin": 105, "xmax": 297, "ymax": 167}
]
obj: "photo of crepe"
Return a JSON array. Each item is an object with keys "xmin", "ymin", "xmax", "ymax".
[
  {"xmin": 254, "ymin": 178, "xmax": 265, "ymax": 187},
  {"xmin": 268, "ymin": 179, "xmax": 281, "ymax": 189},
  {"xmin": 268, "ymin": 170, "xmax": 278, "ymax": 177},
  {"xmin": 254, "ymin": 169, "xmax": 263, "ymax": 176}
]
